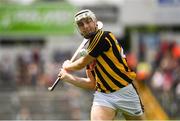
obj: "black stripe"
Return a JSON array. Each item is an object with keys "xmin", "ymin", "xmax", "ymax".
[
  {"xmin": 75, "ymin": 10, "xmax": 89, "ymax": 17},
  {"xmin": 88, "ymin": 30, "xmax": 103, "ymax": 52},
  {"xmin": 95, "ymin": 68, "xmax": 115, "ymax": 92},
  {"xmin": 101, "ymin": 53, "xmax": 133, "ymax": 83},
  {"xmin": 113, "ymin": 47, "xmax": 129, "ymax": 72},
  {"xmin": 96, "ymin": 60, "xmax": 125, "ymax": 88},
  {"xmin": 107, "ymin": 34, "xmax": 129, "ymax": 72}
]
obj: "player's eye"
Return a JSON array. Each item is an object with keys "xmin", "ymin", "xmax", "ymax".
[{"xmin": 77, "ymin": 22, "xmax": 84, "ymax": 27}]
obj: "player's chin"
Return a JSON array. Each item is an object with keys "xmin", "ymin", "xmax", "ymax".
[
  {"xmin": 83, "ymin": 33, "xmax": 91, "ymax": 39},
  {"xmin": 84, "ymin": 32, "xmax": 96, "ymax": 39}
]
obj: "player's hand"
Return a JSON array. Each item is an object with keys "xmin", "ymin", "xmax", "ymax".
[
  {"xmin": 62, "ymin": 60, "xmax": 71, "ymax": 69},
  {"xmin": 58, "ymin": 68, "xmax": 69, "ymax": 81}
]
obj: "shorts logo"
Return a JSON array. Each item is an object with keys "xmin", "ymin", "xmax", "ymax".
[{"xmin": 134, "ymin": 110, "xmax": 141, "ymax": 115}]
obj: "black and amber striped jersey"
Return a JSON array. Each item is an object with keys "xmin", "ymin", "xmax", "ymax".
[{"xmin": 87, "ymin": 30, "xmax": 136, "ymax": 93}]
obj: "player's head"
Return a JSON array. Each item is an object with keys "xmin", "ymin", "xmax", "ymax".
[{"xmin": 74, "ymin": 9, "xmax": 98, "ymax": 39}]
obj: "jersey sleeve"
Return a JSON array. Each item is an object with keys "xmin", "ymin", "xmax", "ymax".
[{"xmin": 87, "ymin": 31, "xmax": 111, "ymax": 58}]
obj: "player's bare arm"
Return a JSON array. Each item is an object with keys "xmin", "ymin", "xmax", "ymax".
[
  {"xmin": 59, "ymin": 68, "xmax": 96, "ymax": 90},
  {"xmin": 62, "ymin": 54, "xmax": 94, "ymax": 71}
]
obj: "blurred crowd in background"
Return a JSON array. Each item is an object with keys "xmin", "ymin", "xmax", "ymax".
[
  {"xmin": 149, "ymin": 41, "xmax": 180, "ymax": 118},
  {"xmin": 136, "ymin": 40, "xmax": 180, "ymax": 119},
  {"xmin": 0, "ymin": 0, "xmax": 180, "ymax": 120}
]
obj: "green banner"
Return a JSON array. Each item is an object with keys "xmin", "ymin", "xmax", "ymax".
[{"xmin": 0, "ymin": 2, "xmax": 76, "ymax": 36}]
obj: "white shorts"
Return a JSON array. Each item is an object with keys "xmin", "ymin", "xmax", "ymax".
[{"xmin": 92, "ymin": 84, "xmax": 144, "ymax": 116}]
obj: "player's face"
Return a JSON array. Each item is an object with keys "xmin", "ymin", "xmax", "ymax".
[{"xmin": 77, "ymin": 17, "xmax": 97, "ymax": 38}]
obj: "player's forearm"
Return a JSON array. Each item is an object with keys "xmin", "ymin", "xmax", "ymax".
[
  {"xmin": 64, "ymin": 55, "xmax": 94, "ymax": 71},
  {"xmin": 64, "ymin": 74, "xmax": 95, "ymax": 90},
  {"xmin": 66, "ymin": 58, "xmax": 86, "ymax": 71}
]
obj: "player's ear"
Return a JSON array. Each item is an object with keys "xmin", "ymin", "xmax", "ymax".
[{"xmin": 94, "ymin": 20, "xmax": 98, "ymax": 29}]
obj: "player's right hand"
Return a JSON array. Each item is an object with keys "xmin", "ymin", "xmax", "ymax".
[{"xmin": 58, "ymin": 68, "xmax": 69, "ymax": 81}]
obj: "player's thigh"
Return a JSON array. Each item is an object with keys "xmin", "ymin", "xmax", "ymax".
[
  {"xmin": 91, "ymin": 105, "xmax": 116, "ymax": 120},
  {"xmin": 123, "ymin": 113, "xmax": 145, "ymax": 120}
]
